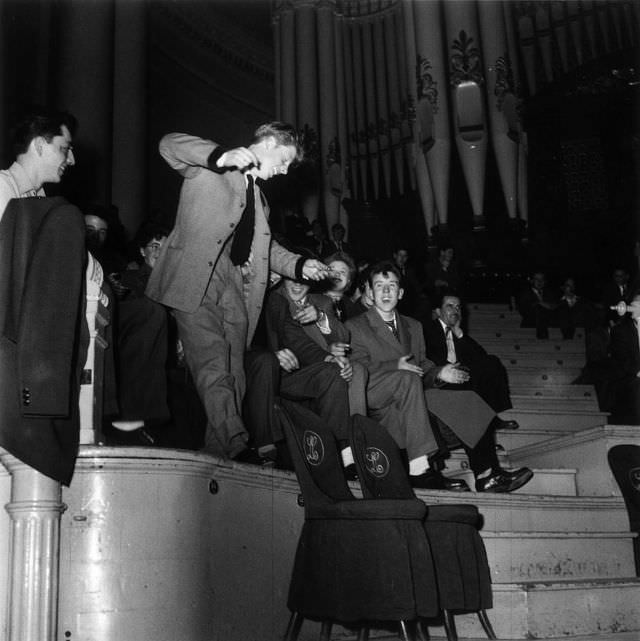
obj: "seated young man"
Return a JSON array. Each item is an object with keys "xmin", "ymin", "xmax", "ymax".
[
  {"xmin": 257, "ymin": 272, "xmax": 360, "ymax": 474},
  {"xmin": 345, "ymin": 261, "xmax": 533, "ymax": 493}
]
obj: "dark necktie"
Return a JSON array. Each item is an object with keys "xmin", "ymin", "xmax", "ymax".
[
  {"xmin": 333, "ymin": 298, "xmax": 344, "ymax": 321},
  {"xmin": 384, "ymin": 319, "xmax": 399, "ymax": 340},
  {"xmin": 230, "ymin": 175, "xmax": 255, "ymax": 266}
]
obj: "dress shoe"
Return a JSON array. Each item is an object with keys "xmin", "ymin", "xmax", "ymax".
[
  {"xmin": 493, "ymin": 417, "xmax": 519, "ymax": 430},
  {"xmin": 232, "ymin": 447, "xmax": 273, "ymax": 466},
  {"xmin": 475, "ymin": 467, "xmax": 533, "ymax": 493},
  {"xmin": 411, "ymin": 470, "xmax": 470, "ymax": 491}
]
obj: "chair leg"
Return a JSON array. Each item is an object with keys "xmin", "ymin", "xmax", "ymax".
[
  {"xmin": 356, "ymin": 626, "xmax": 370, "ymax": 641},
  {"xmin": 319, "ymin": 621, "xmax": 333, "ymax": 641},
  {"xmin": 283, "ymin": 611, "xmax": 304, "ymax": 641},
  {"xmin": 399, "ymin": 620, "xmax": 418, "ymax": 641},
  {"xmin": 478, "ymin": 609, "xmax": 497, "ymax": 640},
  {"xmin": 417, "ymin": 619, "xmax": 431, "ymax": 641},
  {"xmin": 442, "ymin": 610, "xmax": 458, "ymax": 641}
]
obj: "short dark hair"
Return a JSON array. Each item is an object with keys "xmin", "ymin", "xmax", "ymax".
[
  {"xmin": 331, "ymin": 223, "xmax": 345, "ymax": 233},
  {"xmin": 11, "ymin": 107, "xmax": 77, "ymax": 156},
  {"xmin": 433, "ymin": 289, "xmax": 462, "ymax": 309},
  {"xmin": 367, "ymin": 260, "xmax": 401, "ymax": 287},
  {"xmin": 134, "ymin": 221, "xmax": 170, "ymax": 250},
  {"xmin": 325, "ymin": 251, "xmax": 356, "ymax": 283},
  {"xmin": 253, "ymin": 121, "xmax": 302, "ymax": 162}
]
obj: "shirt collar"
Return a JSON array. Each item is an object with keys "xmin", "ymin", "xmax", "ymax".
[{"xmin": 7, "ymin": 162, "xmax": 40, "ymax": 196}]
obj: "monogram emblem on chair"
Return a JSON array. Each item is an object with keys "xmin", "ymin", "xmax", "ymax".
[
  {"xmin": 303, "ymin": 430, "xmax": 325, "ymax": 466},
  {"xmin": 629, "ymin": 467, "xmax": 640, "ymax": 491},
  {"xmin": 364, "ymin": 447, "xmax": 390, "ymax": 478}
]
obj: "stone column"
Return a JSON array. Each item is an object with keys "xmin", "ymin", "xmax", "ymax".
[
  {"xmin": 0, "ymin": 453, "xmax": 65, "ymax": 641},
  {"xmin": 111, "ymin": 0, "xmax": 147, "ymax": 238},
  {"xmin": 55, "ymin": 0, "xmax": 115, "ymax": 205}
]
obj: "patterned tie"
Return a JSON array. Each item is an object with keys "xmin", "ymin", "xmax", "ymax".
[
  {"xmin": 445, "ymin": 327, "xmax": 456, "ymax": 363},
  {"xmin": 230, "ymin": 175, "xmax": 255, "ymax": 266},
  {"xmin": 384, "ymin": 319, "xmax": 399, "ymax": 341}
]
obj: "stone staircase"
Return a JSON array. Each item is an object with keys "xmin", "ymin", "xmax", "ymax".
[{"xmin": 431, "ymin": 303, "xmax": 640, "ymax": 640}]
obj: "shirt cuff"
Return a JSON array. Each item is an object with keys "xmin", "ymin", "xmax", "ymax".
[
  {"xmin": 207, "ymin": 147, "xmax": 228, "ymax": 173},
  {"xmin": 295, "ymin": 257, "xmax": 306, "ymax": 281}
]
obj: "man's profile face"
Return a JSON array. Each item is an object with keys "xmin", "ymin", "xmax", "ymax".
[
  {"xmin": 371, "ymin": 271, "xmax": 403, "ymax": 315},
  {"xmin": 141, "ymin": 236, "xmax": 167, "ymax": 269},
  {"xmin": 252, "ymin": 136, "xmax": 296, "ymax": 181},
  {"xmin": 40, "ymin": 125, "xmax": 75, "ymax": 184},
  {"xmin": 438, "ymin": 296, "xmax": 462, "ymax": 328}
]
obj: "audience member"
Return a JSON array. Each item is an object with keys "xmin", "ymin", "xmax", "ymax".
[
  {"xmin": 424, "ymin": 291, "xmax": 519, "ymax": 431},
  {"xmin": 0, "ymin": 107, "xmax": 86, "ymax": 485},
  {"xmin": 262, "ymin": 274, "xmax": 358, "ymax": 475},
  {"xmin": 517, "ymin": 270, "xmax": 560, "ymax": 339},
  {"xmin": 425, "ymin": 241, "xmax": 461, "ymax": 299},
  {"xmin": 345, "ymin": 261, "xmax": 533, "ymax": 493},
  {"xmin": 322, "ymin": 251, "xmax": 363, "ymax": 321},
  {"xmin": 393, "ymin": 245, "xmax": 428, "ymax": 319},
  {"xmin": 601, "ymin": 268, "xmax": 631, "ymax": 326},
  {"xmin": 0, "ymin": 107, "xmax": 76, "ymax": 221},
  {"xmin": 608, "ymin": 291, "xmax": 640, "ymax": 424},
  {"xmin": 325, "ymin": 222, "xmax": 353, "ymax": 257},
  {"xmin": 309, "ymin": 219, "xmax": 332, "ymax": 257},
  {"xmin": 556, "ymin": 276, "xmax": 598, "ymax": 339},
  {"xmin": 105, "ymin": 222, "xmax": 173, "ymax": 443},
  {"xmin": 145, "ymin": 123, "xmax": 330, "ymax": 462}
]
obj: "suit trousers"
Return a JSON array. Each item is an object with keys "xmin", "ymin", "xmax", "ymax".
[
  {"xmin": 366, "ymin": 370, "xmax": 438, "ymax": 461},
  {"xmin": 280, "ymin": 361, "xmax": 351, "ymax": 442},
  {"xmin": 173, "ymin": 250, "xmax": 248, "ymax": 458}
]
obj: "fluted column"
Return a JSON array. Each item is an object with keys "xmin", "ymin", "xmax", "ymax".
[
  {"xmin": 277, "ymin": 2, "xmax": 297, "ymax": 123},
  {"xmin": 295, "ymin": 1, "xmax": 319, "ymax": 223},
  {"xmin": 111, "ymin": 0, "xmax": 147, "ymax": 238},
  {"xmin": 317, "ymin": 0, "xmax": 340, "ymax": 230},
  {"xmin": 0, "ymin": 453, "xmax": 65, "ymax": 641},
  {"xmin": 55, "ymin": 0, "xmax": 115, "ymax": 205}
]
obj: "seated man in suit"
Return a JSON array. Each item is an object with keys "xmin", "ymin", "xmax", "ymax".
[
  {"xmin": 252, "ymin": 272, "xmax": 360, "ymax": 475},
  {"xmin": 424, "ymin": 291, "xmax": 519, "ymax": 431},
  {"xmin": 517, "ymin": 270, "xmax": 562, "ymax": 339},
  {"xmin": 608, "ymin": 292, "xmax": 640, "ymax": 424},
  {"xmin": 346, "ymin": 261, "xmax": 533, "ymax": 493}
]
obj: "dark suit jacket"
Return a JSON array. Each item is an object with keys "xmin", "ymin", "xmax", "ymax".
[
  {"xmin": 0, "ymin": 197, "xmax": 87, "ymax": 484},
  {"xmin": 424, "ymin": 319, "xmax": 487, "ymax": 366},
  {"xmin": 610, "ymin": 318, "xmax": 640, "ymax": 380}
]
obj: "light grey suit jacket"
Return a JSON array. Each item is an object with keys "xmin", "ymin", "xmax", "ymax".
[{"xmin": 146, "ymin": 133, "xmax": 300, "ymax": 344}]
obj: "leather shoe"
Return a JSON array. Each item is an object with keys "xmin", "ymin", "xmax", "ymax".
[
  {"xmin": 493, "ymin": 417, "xmax": 519, "ymax": 430},
  {"xmin": 475, "ymin": 467, "xmax": 533, "ymax": 493},
  {"xmin": 411, "ymin": 470, "xmax": 470, "ymax": 491},
  {"xmin": 232, "ymin": 448, "xmax": 273, "ymax": 466}
]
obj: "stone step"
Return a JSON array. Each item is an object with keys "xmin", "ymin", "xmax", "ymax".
[
  {"xmin": 495, "ymin": 427, "xmax": 576, "ymax": 450},
  {"xmin": 502, "ymin": 407, "xmax": 608, "ymax": 431},
  {"xmin": 510, "ymin": 393, "xmax": 599, "ymax": 412},
  {"xmin": 443, "ymin": 451, "xmax": 577, "ymax": 496},
  {"xmin": 472, "ymin": 327, "xmax": 585, "ymax": 341},
  {"xmin": 509, "ymin": 425, "xmax": 640, "ymax": 497},
  {"xmin": 509, "ymin": 384, "xmax": 597, "ymax": 399},
  {"xmin": 481, "ymin": 339, "xmax": 586, "ymax": 356},
  {"xmin": 416, "ymin": 482, "xmax": 629, "ymax": 533},
  {"xmin": 506, "ymin": 366, "xmax": 582, "ymax": 386},
  {"xmin": 500, "ymin": 353, "xmax": 586, "ymax": 368},
  {"xmin": 482, "ymin": 530, "xmax": 637, "ymax": 583},
  {"xmin": 479, "ymin": 579, "xmax": 640, "ymax": 639}
]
